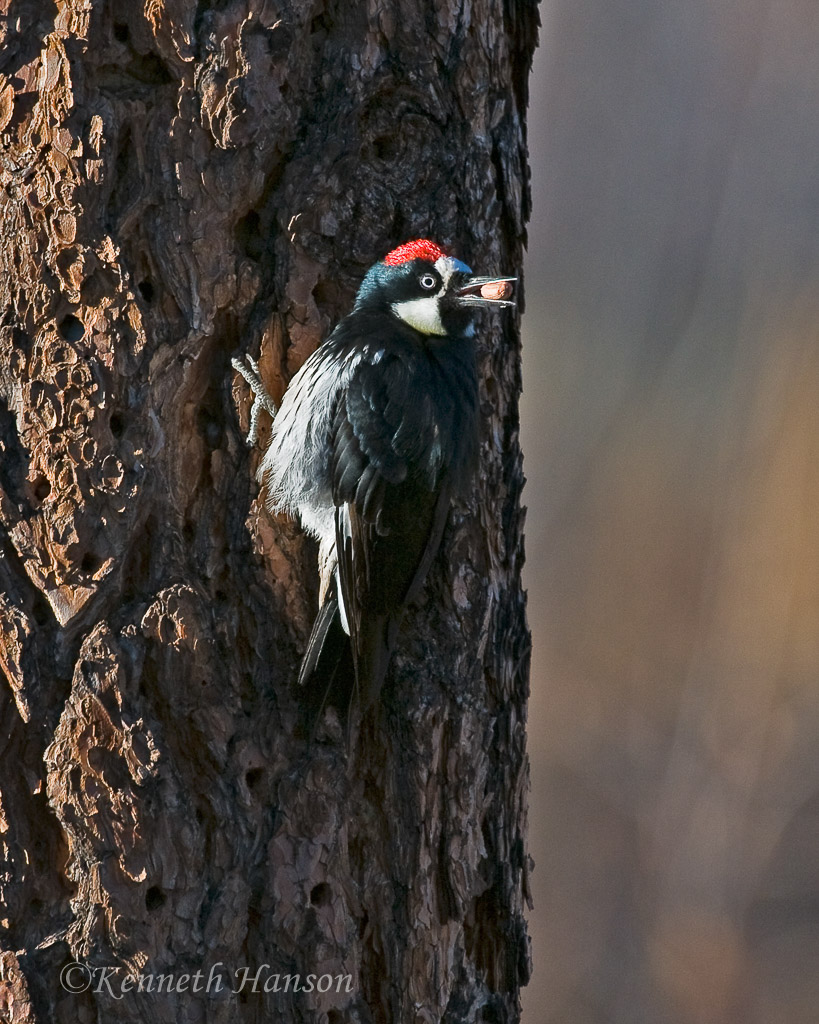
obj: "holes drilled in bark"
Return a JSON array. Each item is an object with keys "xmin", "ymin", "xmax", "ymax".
[
  {"xmin": 80, "ymin": 551, "xmax": 104, "ymax": 576},
  {"xmin": 113, "ymin": 21, "xmax": 130, "ymax": 43},
  {"xmin": 87, "ymin": 747, "xmax": 106, "ymax": 773},
  {"xmin": 137, "ymin": 279, "xmax": 154, "ymax": 303},
  {"xmin": 31, "ymin": 475, "xmax": 51, "ymax": 503},
  {"xmin": 310, "ymin": 883, "xmax": 332, "ymax": 907},
  {"xmin": 145, "ymin": 886, "xmax": 166, "ymax": 911},
  {"xmin": 109, "ymin": 412, "xmax": 125, "ymax": 437},
  {"xmin": 58, "ymin": 315, "xmax": 84, "ymax": 342},
  {"xmin": 245, "ymin": 767, "xmax": 264, "ymax": 792}
]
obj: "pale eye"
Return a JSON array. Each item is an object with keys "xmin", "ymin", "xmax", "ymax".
[{"xmin": 419, "ymin": 273, "xmax": 437, "ymax": 291}]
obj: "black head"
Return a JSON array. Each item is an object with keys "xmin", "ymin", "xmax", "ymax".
[{"xmin": 354, "ymin": 239, "xmax": 515, "ymax": 338}]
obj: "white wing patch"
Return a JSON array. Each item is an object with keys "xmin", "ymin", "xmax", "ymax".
[{"xmin": 336, "ymin": 504, "xmax": 352, "ymax": 635}]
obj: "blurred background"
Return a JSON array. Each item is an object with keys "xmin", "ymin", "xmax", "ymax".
[{"xmin": 519, "ymin": 2, "xmax": 819, "ymax": 1022}]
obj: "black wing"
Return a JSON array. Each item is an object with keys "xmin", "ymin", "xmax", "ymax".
[{"xmin": 331, "ymin": 349, "xmax": 452, "ymax": 707}]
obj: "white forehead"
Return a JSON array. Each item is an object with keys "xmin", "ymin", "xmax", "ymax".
[{"xmin": 434, "ymin": 255, "xmax": 472, "ymax": 284}]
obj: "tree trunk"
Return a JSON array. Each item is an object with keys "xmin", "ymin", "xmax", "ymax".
[{"xmin": 0, "ymin": 1, "xmax": 535, "ymax": 1021}]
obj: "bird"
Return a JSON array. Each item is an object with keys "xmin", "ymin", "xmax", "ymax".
[{"xmin": 233, "ymin": 239, "xmax": 515, "ymax": 730}]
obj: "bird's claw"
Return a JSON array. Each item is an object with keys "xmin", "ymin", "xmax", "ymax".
[{"xmin": 231, "ymin": 355, "xmax": 278, "ymax": 446}]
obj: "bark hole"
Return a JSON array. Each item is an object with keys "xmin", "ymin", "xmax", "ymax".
[
  {"xmin": 309, "ymin": 882, "xmax": 332, "ymax": 907},
  {"xmin": 30, "ymin": 476, "xmax": 51, "ymax": 503},
  {"xmin": 57, "ymin": 315, "xmax": 84, "ymax": 343},
  {"xmin": 80, "ymin": 551, "xmax": 104, "ymax": 577},
  {"xmin": 145, "ymin": 886, "xmax": 166, "ymax": 912}
]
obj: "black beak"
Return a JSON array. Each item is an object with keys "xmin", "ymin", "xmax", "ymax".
[{"xmin": 455, "ymin": 275, "xmax": 517, "ymax": 308}]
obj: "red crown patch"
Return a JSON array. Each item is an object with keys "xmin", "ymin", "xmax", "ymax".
[{"xmin": 383, "ymin": 239, "xmax": 447, "ymax": 265}]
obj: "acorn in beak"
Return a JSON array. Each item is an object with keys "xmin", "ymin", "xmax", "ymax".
[{"xmin": 456, "ymin": 276, "xmax": 517, "ymax": 307}]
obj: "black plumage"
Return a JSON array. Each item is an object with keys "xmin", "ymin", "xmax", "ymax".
[{"xmin": 245, "ymin": 239, "xmax": 515, "ymax": 731}]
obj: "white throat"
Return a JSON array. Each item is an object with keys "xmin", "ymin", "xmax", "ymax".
[{"xmin": 391, "ymin": 295, "xmax": 446, "ymax": 335}]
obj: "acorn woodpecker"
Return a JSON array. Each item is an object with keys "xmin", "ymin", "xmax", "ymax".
[{"xmin": 233, "ymin": 239, "xmax": 515, "ymax": 722}]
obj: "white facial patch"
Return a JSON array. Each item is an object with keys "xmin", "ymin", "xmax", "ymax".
[
  {"xmin": 390, "ymin": 255, "xmax": 473, "ymax": 336},
  {"xmin": 391, "ymin": 295, "xmax": 447, "ymax": 335}
]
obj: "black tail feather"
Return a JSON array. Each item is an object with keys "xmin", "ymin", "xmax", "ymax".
[
  {"xmin": 297, "ymin": 593, "xmax": 343, "ymax": 689},
  {"xmin": 297, "ymin": 594, "xmax": 355, "ymax": 739}
]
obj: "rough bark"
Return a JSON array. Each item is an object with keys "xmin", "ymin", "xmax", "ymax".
[{"xmin": 0, "ymin": 1, "xmax": 535, "ymax": 1021}]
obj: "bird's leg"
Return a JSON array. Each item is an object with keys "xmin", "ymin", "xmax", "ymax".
[{"xmin": 231, "ymin": 355, "xmax": 278, "ymax": 446}]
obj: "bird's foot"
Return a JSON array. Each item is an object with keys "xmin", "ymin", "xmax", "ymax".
[{"xmin": 231, "ymin": 354, "xmax": 278, "ymax": 445}]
